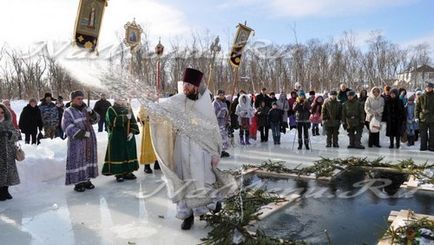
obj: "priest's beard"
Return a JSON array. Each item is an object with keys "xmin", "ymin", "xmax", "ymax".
[{"xmin": 186, "ymin": 91, "xmax": 199, "ymax": 101}]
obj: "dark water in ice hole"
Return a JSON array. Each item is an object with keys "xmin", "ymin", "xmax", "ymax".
[{"xmin": 249, "ymin": 169, "xmax": 434, "ymax": 245}]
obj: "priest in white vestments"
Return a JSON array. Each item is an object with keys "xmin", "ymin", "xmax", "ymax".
[{"xmin": 150, "ymin": 68, "xmax": 236, "ymax": 230}]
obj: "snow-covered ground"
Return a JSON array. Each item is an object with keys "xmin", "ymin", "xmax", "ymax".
[{"xmin": 1, "ymin": 100, "xmax": 433, "ymax": 245}]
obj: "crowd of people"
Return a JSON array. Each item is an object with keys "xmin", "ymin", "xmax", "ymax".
[
  {"xmin": 1, "ymin": 69, "xmax": 434, "ymax": 230},
  {"xmin": 213, "ymin": 81, "xmax": 434, "ymax": 152}
]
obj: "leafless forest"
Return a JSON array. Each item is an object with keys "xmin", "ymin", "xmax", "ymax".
[{"xmin": 0, "ymin": 30, "xmax": 432, "ymax": 100}]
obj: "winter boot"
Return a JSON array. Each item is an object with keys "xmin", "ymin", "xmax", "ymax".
[
  {"xmin": 298, "ymin": 139, "xmax": 303, "ymax": 150},
  {"xmin": 312, "ymin": 129, "xmax": 316, "ymax": 136},
  {"xmin": 389, "ymin": 137, "xmax": 394, "ymax": 149},
  {"xmin": 181, "ymin": 215, "xmax": 194, "ymax": 230},
  {"xmin": 304, "ymin": 138, "xmax": 310, "ymax": 150},
  {"xmin": 144, "ymin": 164, "xmax": 153, "ymax": 174},
  {"xmin": 84, "ymin": 180, "xmax": 95, "ymax": 190},
  {"xmin": 408, "ymin": 135, "xmax": 415, "ymax": 146},
  {"xmin": 240, "ymin": 134, "xmax": 245, "ymax": 145},
  {"xmin": 154, "ymin": 161, "xmax": 161, "ymax": 170},
  {"xmin": 396, "ymin": 137, "xmax": 400, "ymax": 149},
  {"xmin": 316, "ymin": 128, "xmax": 320, "ymax": 136},
  {"xmin": 0, "ymin": 186, "xmax": 7, "ymax": 201},
  {"xmin": 245, "ymin": 131, "xmax": 251, "ymax": 145},
  {"xmin": 74, "ymin": 183, "xmax": 86, "ymax": 192},
  {"xmin": 123, "ymin": 172, "xmax": 137, "ymax": 180}
]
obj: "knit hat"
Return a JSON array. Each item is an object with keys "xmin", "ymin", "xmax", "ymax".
[
  {"xmin": 183, "ymin": 68, "xmax": 203, "ymax": 87},
  {"xmin": 408, "ymin": 95, "xmax": 415, "ymax": 101},
  {"xmin": 309, "ymin": 91, "xmax": 315, "ymax": 96},
  {"xmin": 347, "ymin": 91, "xmax": 356, "ymax": 97},
  {"xmin": 70, "ymin": 90, "xmax": 84, "ymax": 100},
  {"xmin": 390, "ymin": 89, "xmax": 399, "ymax": 95},
  {"xmin": 298, "ymin": 90, "xmax": 306, "ymax": 97},
  {"xmin": 426, "ymin": 82, "xmax": 434, "ymax": 88},
  {"xmin": 217, "ymin": 90, "xmax": 225, "ymax": 95},
  {"xmin": 329, "ymin": 90, "xmax": 337, "ymax": 96}
]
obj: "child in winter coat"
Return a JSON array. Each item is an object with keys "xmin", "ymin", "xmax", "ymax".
[
  {"xmin": 406, "ymin": 96, "xmax": 416, "ymax": 146},
  {"xmin": 310, "ymin": 96, "xmax": 324, "ymax": 136},
  {"xmin": 268, "ymin": 102, "xmax": 283, "ymax": 144}
]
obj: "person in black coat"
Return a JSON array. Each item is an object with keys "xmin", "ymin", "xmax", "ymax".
[
  {"xmin": 268, "ymin": 102, "xmax": 283, "ymax": 145},
  {"xmin": 383, "ymin": 89, "xmax": 406, "ymax": 148},
  {"xmin": 255, "ymin": 87, "xmax": 272, "ymax": 109},
  {"xmin": 19, "ymin": 98, "xmax": 43, "ymax": 144},
  {"xmin": 256, "ymin": 101, "xmax": 270, "ymax": 142},
  {"xmin": 93, "ymin": 93, "xmax": 112, "ymax": 132}
]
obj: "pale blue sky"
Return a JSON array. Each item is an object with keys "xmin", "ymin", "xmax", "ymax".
[{"xmin": 1, "ymin": 0, "xmax": 433, "ymax": 50}]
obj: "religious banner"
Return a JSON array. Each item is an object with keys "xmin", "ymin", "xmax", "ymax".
[
  {"xmin": 73, "ymin": 0, "xmax": 108, "ymax": 51},
  {"xmin": 124, "ymin": 19, "xmax": 143, "ymax": 50},
  {"xmin": 229, "ymin": 23, "xmax": 254, "ymax": 67}
]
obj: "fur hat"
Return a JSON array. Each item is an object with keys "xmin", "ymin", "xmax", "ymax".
[
  {"xmin": 41, "ymin": 92, "xmax": 56, "ymax": 101},
  {"xmin": 70, "ymin": 91, "xmax": 84, "ymax": 100}
]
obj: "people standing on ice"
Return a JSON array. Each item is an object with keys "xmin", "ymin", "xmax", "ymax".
[
  {"xmin": 39, "ymin": 93, "xmax": 59, "ymax": 139},
  {"xmin": 0, "ymin": 103, "xmax": 21, "ymax": 201},
  {"xmin": 342, "ymin": 91, "xmax": 365, "ymax": 149},
  {"xmin": 2, "ymin": 100, "xmax": 18, "ymax": 129},
  {"xmin": 310, "ymin": 96, "xmax": 323, "ymax": 136},
  {"xmin": 337, "ymin": 83, "xmax": 351, "ymax": 104},
  {"xmin": 235, "ymin": 94, "xmax": 255, "ymax": 145},
  {"xmin": 93, "ymin": 93, "xmax": 112, "ymax": 132},
  {"xmin": 61, "ymin": 91, "xmax": 99, "ymax": 192},
  {"xmin": 55, "ymin": 96, "xmax": 65, "ymax": 139},
  {"xmin": 293, "ymin": 90, "xmax": 311, "ymax": 150},
  {"xmin": 102, "ymin": 98, "xmax": 140, "ymax": 182},
  {"xmin": 383, "ymin": 89, "xmax": 406, "ymax": 149},
  {"xmin": 414, "ymin": 90, "xmax": 423, "ymax": 142},
  {"xmin": 255, "ymin": 87, "xmax": 272, "ymax": 109},
  {"xmin": 256, "ymin": 101, "xmax": 270, "ymax": 142},
  {"xmin": 137, "ymin": 105, "xmax": 160, "ymax": 174},
  {"xmin": 416, "ymin": 82, "xmax": 434, "ymax": 151},
  {"xmin": 364, "ymin": 87, "xmax": 384, "ymax": 148},
  {"xmin": 277, "ymin": 92, "xmax": 289, "ymax": 134},
  {"xmin": 321, "ymin": 91, "xmax": 342, "ymax": 148},
  {"xmin": 287, "ymin": 91, "xmax": 298, "ymax": 130},
  {"xmin": 406, "ymin": 96, "xmax": 417, "ymax": 146},
  {"xmin": 150, "ymin": 68, "xmax": 235, "ymax": 230},
  {"xmin": 268, "ymin": 102, "xmax": 283, "ymax": 145},
  {"xmin": 213, "ymin": 90, "xmax": 231, "ymax": 157},
  {"xmin": 19, "ymin": 98, "xmax": 43, "ymax": 145}
]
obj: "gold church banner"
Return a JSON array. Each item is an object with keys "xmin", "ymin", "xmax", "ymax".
[
  {"xmin": 229, "ymin": 23, "xmax": 254, "ymax": 67},
  {"xmin": 73, "ymin": 0, "xmax": 108, "ymax": 51}
]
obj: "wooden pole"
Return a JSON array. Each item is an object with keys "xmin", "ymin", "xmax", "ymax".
[{"xmin": 231, "ymin": 66, "xmax": 239, "ymax": 102}]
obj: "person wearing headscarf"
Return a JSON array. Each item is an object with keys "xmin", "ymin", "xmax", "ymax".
[
  {"xmin": 276, "ymin": 92, "xmax": 290, "ymax": 134},
  {"xmin": 364, "ymin": 87, "xmax": 384, "ymax": 148},
  {"xmin": 213, "ymin": 90, "xmax": 231, "ymax": 157},
  {"xmin": 235, "ymin": 94, "xmax": 255, "ymax": 145},
  {"xmin": 310, "ymin": 96, "xmax": 324, "ymax": 136},
  {"xmin": 383, "ymin": 89, "xmax": 406, "ymax": 148}
]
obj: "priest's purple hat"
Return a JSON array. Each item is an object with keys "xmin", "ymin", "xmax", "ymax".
[{"xmin": 183, "ymin": 68, "xmax": 203, "ymax": 87}]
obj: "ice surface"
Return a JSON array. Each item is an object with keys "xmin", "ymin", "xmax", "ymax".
[{"xmin": 1, "ymin": 100, "xmax": 433, "ymax": 245}]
